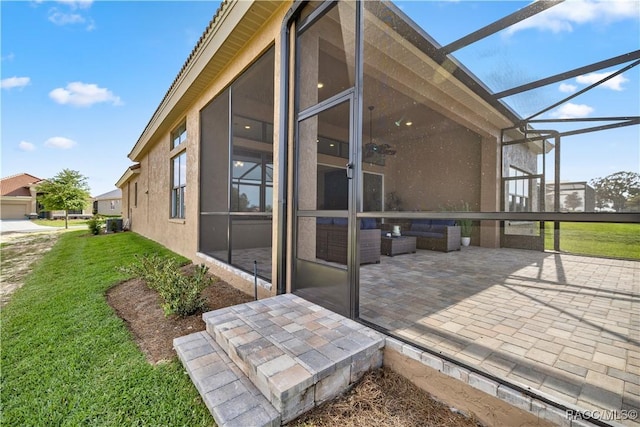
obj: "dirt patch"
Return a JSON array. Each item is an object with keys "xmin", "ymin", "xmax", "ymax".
[
  {"xmin": 105, "ymin": 273, "xmax": 253, "ymax": 364},
  {"xmin": 0, "ymin": 232, "xmax": 60, "ymax": 306}
]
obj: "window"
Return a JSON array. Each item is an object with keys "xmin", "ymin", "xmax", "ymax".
[
  {"xmin": 110, "ymin": 201, "xmax": 115, "ymax": 210},
  {"xmin": 507, "ymin": 167, "xmax": 530, "ymax": 212},
  {"xmin": 171, "ymin": 121, "xmax": 187, "ymax": 149},
  {"xmin": 134, "ymin": 182, "xmax": 138, "ymax": 207},
  {"xmin": 171, "ymin": 152, "xmax": 186, "ymax": 218},
  {"xmin": 231, "ymin": 150, "xmax": 273, "ymax": 212}
]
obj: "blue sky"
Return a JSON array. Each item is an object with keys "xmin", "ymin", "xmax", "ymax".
[
  {"xmin": 2, "ymin": 0, "xmax": 221, "ymax": 196},
  {"xmin": 2, "ymin": 1, "xmax": 639, "ymax": 197}
]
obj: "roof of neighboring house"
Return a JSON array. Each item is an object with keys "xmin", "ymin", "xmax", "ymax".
[
  {"xmin": 94, "ymin": 189, "xmax": 122, "ymax": 201},
  {"xmin": 0, "ymin": 173, "xmax": 43, "ymax": 197}
]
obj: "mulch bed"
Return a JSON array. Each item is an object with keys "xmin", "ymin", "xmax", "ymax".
[{"xmin": 106, "ymin": 273, "xmax": 252, "ymax": 364}]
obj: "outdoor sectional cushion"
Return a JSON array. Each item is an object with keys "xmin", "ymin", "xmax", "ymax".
[
  {"xmin": 409, "ymin": 219, "xmax": 456, "ymax": 234},
  {"xmin": 361, "ymin": 218, "xmax": 377, "ymax": 229},
  {"xmin": 410, "ymin": 222, "xmax": 431, "ymax": 232},
  {"xmin": 404, "ymin": 231, "xmax": 445, "ymax": 239},
  {"xmin": 431, "ymin": 219, "xmax": 456, "ymax": 227},
  {"xmin": 317, "ymin": 217, "xmax": 378, "ymax": 229},
  {"xmin": 333, "ymin": 218, "xmax": 348, "ymax": 227}
]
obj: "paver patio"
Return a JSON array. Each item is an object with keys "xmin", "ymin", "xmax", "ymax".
[{"xmin": 360, "ymin": 246, "xmax": 640, "ymax": 425}]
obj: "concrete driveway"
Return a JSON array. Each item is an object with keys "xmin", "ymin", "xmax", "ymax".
[{"xmin": 0, "ymin": 219, "xmax": 59, "ymax": 234}]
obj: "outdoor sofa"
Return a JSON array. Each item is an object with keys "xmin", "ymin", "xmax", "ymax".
[
  {"xmin": 388, "ymin": 219, "xmax": 461, "ymax": 252},
  {"xmin": 316, "ymin": 217, "xmax": 381, "ymax": 264}
]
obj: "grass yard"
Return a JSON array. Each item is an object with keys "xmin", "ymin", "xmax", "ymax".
[
  {"xmin": 0, "ymin": 231, "xmax": 212, "ymax": 426},
  {"xmin": 31, "ymin": 218, "xmax": 90, "ymax": 227},
  {"xmin": 544, "ymin": 222, "xmax": 640, "ymax": 260}
]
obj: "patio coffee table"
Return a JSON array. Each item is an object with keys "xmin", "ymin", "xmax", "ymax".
[{"xmin": 381, "ymin": 235, "xmax": 417, "ymax": 256}]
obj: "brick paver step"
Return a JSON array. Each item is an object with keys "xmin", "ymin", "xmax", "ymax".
[
  {"xmin": 174, "ymin": 331, "xmax": 280, "ymax": 427},
  {"xmin": 203, "ymin": 294, "xmax": 385, "ymax": 423}
]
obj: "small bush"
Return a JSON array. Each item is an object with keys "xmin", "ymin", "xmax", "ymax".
[
  {"xmin": 87, "ymin": 216, "xmax": 104, "ymax": 235},
  {"xmin": 120, "ymin": 253, "xmax": 166, "ymax": 287},
  {"xmin": 121, "ymin": 255, "xmax": 213, "ymax": 317}
]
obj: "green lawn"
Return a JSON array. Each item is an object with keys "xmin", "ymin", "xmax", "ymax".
[
  {"xmin": 544, "ymin": 222, "xmax": 640, "ymax": 260},
  {"xmin": 31, "ymin": 218, "xmax": 90, "ymax": 227},
  {"xmin": 0, "ymin": 231, "xmax": 212, "ymax": 426}
]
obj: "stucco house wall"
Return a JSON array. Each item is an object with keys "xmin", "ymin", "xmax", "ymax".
[
  {"xmin": 117, "ymin": 1, "xmax": 288, "ymax": 295},
  {"xmin": 93, "ymin": 189, "xmax": 123, "ymax": 216}
]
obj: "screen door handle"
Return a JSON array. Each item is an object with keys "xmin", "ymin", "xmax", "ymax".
[{"xmin": 345, "ymin": 162, "xmax": 354, "ymax": 179}]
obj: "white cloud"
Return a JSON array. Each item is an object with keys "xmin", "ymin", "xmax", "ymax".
[
  {"xmin": 550, "ymin": 102, "xmax": 594, "ymax": 119},
  {"xmin": 576, "ymin": 72, "xmax": 629, "ymax": 91},
  {"xmin": 49, "ymin": 82, "xmax": 123, "ymax": 107},
  {"xmin": 19, "ymin": 141, "xmax": 36, "ymax": 152},
  {"xmin": 558, "ymin": 83, "xmax": 577, "ymax": 93},
  {"xmin": 507, "ymin": 1, "xmax": 640, "ymax": 35},
  {"xmin": 57, "ymin": 0, "xmax": 93, "ymax": 9},
  {"xmin": 45, "ymin": 136, "xmax": 77, "ymax": 149},
  {"xmin": 1, "ymin": 53, "xmax": 15, "ymax": 62},
  {"xmin": 1, "ymin": 76, "xmax": 31, "ymax": 90},
  {"xmin": 47, "ymin": 2, "xmax": 94, "ymax": 30},
  {"xmin": 48, "ymin": 9, "xmax": 85, "ymax": 26}
]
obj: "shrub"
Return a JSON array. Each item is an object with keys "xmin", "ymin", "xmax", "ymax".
[
  {"xmin": 158, "ymin": 264, "xmax": 211, "ymax": 316},
  {"xmin": 87, "ymin": 216, "xmax": 104, "ymax": 235},
  {"xmin": 120, "ymin": 254, "xmax": 167, "ymax": 288},
  {"xmin": 121, "ymin": 255, "xmax": 213, "ymax": 317}
]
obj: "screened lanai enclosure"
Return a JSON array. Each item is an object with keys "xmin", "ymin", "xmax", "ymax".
[
  {"xmin": 196, "ymin": 0, "xmax": 638, "ymax": 423},
  {"xmin": 199, "ymin": 48, "xmax": 275, "ymax": 281},
  {"xmin": 284, "ymin": 0, "xmax": 639, "ymax": 423}
]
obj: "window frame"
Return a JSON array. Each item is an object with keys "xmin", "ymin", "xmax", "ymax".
[
  {"xmin": 171, "ymin": 151, "xmax": 187, "ymax": 219},
  {"xmin": 507, "ymin": 166, "xmax": 531, "ymax": 212},
  {"xmin": 171, "ymin": 121, "xmax": 187, "ymax": 149}
]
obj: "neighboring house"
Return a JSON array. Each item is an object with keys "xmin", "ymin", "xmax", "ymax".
[
  {"xmin": 545, "ymin": 181, "xmax": 596, "ymax": 213},
  {"xmin": 92, "ymin": 189, "xmax": 122, "ymax": 216},
  {"xmin": 0, "ymin": 173, "xmax": 92, "ymax": 220},
  {"xmin": 0, "ymin": 173, "xmax": 43, "ymax": 219},
  {"xmin": 48, "ymin": 203, "xmax": 93, "ymax": 220},
  {"xmin": 48, "ymin": 207, "xmax": 93, "ymax": 220}
]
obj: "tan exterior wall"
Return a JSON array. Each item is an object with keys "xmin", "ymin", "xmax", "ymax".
[
  {"xmin": 384, "ymin": 127, "xmax": 482, "ymax": 212},
  {"xmin": 480, "ymin": 135, "xmax": 501, "ymax": 247},
  {"xmin": 123, "ymin": 2, "xmax": 290, "ymax": 294},
  {"xmin": 120, "ymin": 176, "xmax": 140, "ymax": 228},
  {"xmin": 95, "ymin": 199, "xmax": 122, "ymax": 216},
  {"xmin": 121, "ymin": 185, "xmax": 129, "ymax": 223}
]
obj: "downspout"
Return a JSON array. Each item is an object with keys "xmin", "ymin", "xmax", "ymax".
[{"xmin": 276, "ymin": 1, "xmax": 307, "ymax": 295}]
